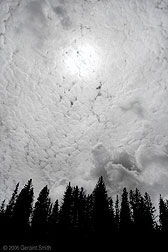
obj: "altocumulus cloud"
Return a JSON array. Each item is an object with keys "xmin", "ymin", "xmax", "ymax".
[{"xmin": 0, "ymin": 0, "xmax": 168, "ymax": 205}]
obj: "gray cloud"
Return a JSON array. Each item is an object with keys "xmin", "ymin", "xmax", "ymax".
[
  {"xmin": 112, "ymin": 150, "xmax": 138, "ymax": 171},
  {"xmin": 13, "ymin": 0, "xmax": 51, "ymax": 46},
  {"xmin": 90, "ymin": 143, "xmax": 139, "ymax": 187},
  {"xmin": 52, "ymin": 5, "xmax": 72, "ymax": 29},
  {"xmin": 91, "ymin": 143, "xmax": 111, "ymax": 180},
  {"xmin": 0, "ymin": 0, "xmax": 168, "ymax": 207},
  {"xmin": 27, "ymin": 0, "xmax": 47, "ymax": 24},
  {"xmin": 90, "ymin": 143, "xmax": 168, "ymax": 207},
  {"xmin": 120, "ymin": 100, "xmax": 145, "ymax": 118},
  {"xmin": 105, "ymin": 163, "xmax": 140, "ymax": 192},
  {"xmin": 54, "ymin": 6, "xmax": 66, "ymax": 16},
  {"xmin": 57, "ymin": 0, "xmax": 66, "ymax": 4}
]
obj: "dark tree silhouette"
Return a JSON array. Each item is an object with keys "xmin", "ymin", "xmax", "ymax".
[
  {"xmin": 31, "ymin": 185, "xmax": 51, "ymax": 242},
  {"xmin": 0, "ymin": 200, "xmax": 5, "ymax": 213},
  {"xmin": 49, "ymin": 199, "xmax": 59, "ymax": 225},
  {"xmin": 108, "ymin": 197, "xmax": 115, "ymax": 234},
  {"xmin": 115, "ymin": 194, "xmax": 120, "ymax": 231},
  {"xmin": 159, "ymin": 195, "xmax": 168, "ymax": 232},
  {"xmin": 0, "ymin": 199, "xmax": 6, "ymax": 244},
  {"xmin": 85, "ymin": 193, "xmax": 94, "ymax": 235},
  {"xmin": 11, "ymin": 180, "xmax": 34, "ymax": 242},
  {"xmin": 59, "ymin": 182, "xmax": 73, "ymax": 238},
  {"xmin": 143, "ymin": 192, "xmax": 156, "ymax": 232},
  {"xmin": 119, "ymin": 187, "xmax": 132, "ymax": 234},
  {"xmin": 0, "ymin": 176, "xmax": 164, "ymax": 247},
  {"xmin": 72, "ymin": 186, "xmax": 80, "ymax": 229},
  {"xmin": 92, "ymin": 176, "xmax": 110, "ymax": 238},
  {"xmin": 1, "ymin": 183, "xmax": 19, "ymax": 243},
  {"xmin": 5, "ymin": 183, "xmax": 19, "ymax": 218},
  {"xmin": 129, "ymin": 188, "xmax": 144, "ymax": 233},
  {"xmin": 78, "ymin": 187, "xmax": 87, "ymax": 233},
  {"xmin": 48, "ymin": 199, "xmax": 59, "ymax": 244}
]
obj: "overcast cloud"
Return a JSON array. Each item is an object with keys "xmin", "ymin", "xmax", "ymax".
[{"xmin": 0, "ymin": 0, "xmax": 168, "ymax": 206}]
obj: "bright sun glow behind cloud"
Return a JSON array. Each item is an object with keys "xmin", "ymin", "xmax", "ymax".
[
  {"xmin": 64, "ymin": 42, "xmax": 101, "ymax": 78},
  {"xmin": 1, "ymin": 0, "xmax": 168, "ymax": 208}
]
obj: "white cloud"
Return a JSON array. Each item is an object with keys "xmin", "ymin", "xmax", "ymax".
[
  {"xmin": 0, "ymin": 0, "xmax": 168, "ymax": 206},
  {"xmin": 89, "ymin": 142, "xmax": 168, "ymax": 207}
]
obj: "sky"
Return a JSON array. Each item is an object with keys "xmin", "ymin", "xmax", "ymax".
[{"xmin": 0, "ymin": 0, "xmax": 168, "ymax": 206}]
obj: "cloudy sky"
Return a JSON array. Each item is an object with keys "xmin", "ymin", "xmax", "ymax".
[{"xmin": 0, "ymin": 0, "xmax": 168, "ymax": 205}]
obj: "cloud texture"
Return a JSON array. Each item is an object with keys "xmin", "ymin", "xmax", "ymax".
[{"xmin": 0, "ymin": 0, "xmax": 168, "ymax": 205}]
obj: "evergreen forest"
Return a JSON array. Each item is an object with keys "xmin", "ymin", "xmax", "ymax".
[{"xmin": 0, "ymin": 176, "xmax": 167, "ymax": 249}]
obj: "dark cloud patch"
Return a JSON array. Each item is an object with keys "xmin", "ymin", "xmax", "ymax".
[
  {"xmin": 112, "ymin": 151, "xmax": 139, "ymax": 171},
  {"xmin": 54, "ymin": 6, "xmax": 66, "ymax": 16},
  {"xmin": 58, "ymin": 0, "xmax": 66, "ymax": 4},
  {"xmin": 90, "ymin": 143, "xmax": 140, "ymax": 190},
  {"xmin": 61, "ymin": 17, "xmax": 72, "ymax": 29},
  {"xmin": 91, "ymin": 143, "xmax": 111, "ymax": 181},
  {"xmin": 120, "ymin": 100, "xmax": 145, "ymax": 118},
  {"xmin": 136, "ymin": 144, "xmax": 168, "ymax": 176},
  {"xmin": 105, "ymin": 163, "xmax": 140, "ymax": 191},
  {"xmin": 19, "ymin": 0, "xmax": 51, "ymax": 44},
  {"xmin": 53, "ymin": 5, "xmax": 72, "ymax": 29},
  {"xmin": 27, "ymin": 0, "xmax": 47, "ymax": 24},
  {"xmin": 90, "ymin": 142, "xmax": 168, "ymax": 205}
]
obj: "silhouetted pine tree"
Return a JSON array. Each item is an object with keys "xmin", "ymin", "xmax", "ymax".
[
  {"xmin": 0, "ymin": 200, "xmax": 5, "ymax": 213},
  {"xmin": 78, "ymin": 187, "xmax": 89, "ymax": 236},
  {"xmin": 159, "ymin": 195, "xmax": 168, "ymax": 232},
  {"xmin": 11, "ymin": 180, "xmax": 34, "ymax": 242},
  {"xmin": 48, "ymin": 199, "xmax": 59, "ymax": 244},
  {"xmin": 1, "ymin": 183, "xmax": 19, "ymax": 243},
  {"xmin": 31, "ymin": 185, "xmax": 51, "ymax": 242},
  {"xmin": 72, "ymin": 186, "xmax": 80, "ymax": 229},
  {"xmin": 143, "ymin": 192, "xmax": 156, "ymax": 232},
  {"xmin": 0, "ymin": 199, "xmax": 6, "ymax": 244},
  {"xmin": 108, "ymin": 197, "xmax": 115, "ymax": 234},
  {"xmin": 115, "ymin": 195, "xmax": 120, "ymax": 231},
  {"xmin": 5, "ymin": 183, "xmax": 19, "ymax": 218},
  {"xmin": 119, "ymin": 187, "xmax": 132, "ymax": 234},
  {"xmin": 0, "ymin": 176, "xmax": 164, "ymax": 246},
  {"xmin": 85, "ymin": 193, "xmax": 94, "ymax": 234},
  {"xmin": 59, "ymin": 182, "xmax": 73, "ymax": 237},
  {"xmin": 71, "ymin": 186, "xmax": 90, "ymax": 239},
  {"xmin": 0, "ymin": 200, "xmax": 5, "ymax": 224},
  {"xmin": 49, "ymin": 199, "xmax": 59, "ymax": 225},
  {"xmin": 129, "ymin": 188, "xmax": 144, "ymax": 233},
  {"xmin": 92, "ymin": 176, "xmax": 110, "ymax": 238}
]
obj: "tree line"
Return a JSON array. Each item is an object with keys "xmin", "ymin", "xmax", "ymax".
[{"xmin": 0, "ymin": 176, "xmax": 167, "ymax": 248}]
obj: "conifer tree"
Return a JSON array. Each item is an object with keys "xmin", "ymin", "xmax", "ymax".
[
  {"xmin": 108, "ymin": 197, "xmax": 115, "ymax": 233},
  {"xmin": 0, "ymin": 176, "xmax": 164, "ymax": 245},
  {"xmin": 92, "ymin": 176, "xmax": 109, "ymax": 236},
  {"xmin": 59, "ymin": 182, "xmax": 73, "ymax": 231},
  {"xmin": 1, "ymin": 183, "xmax": 19, "ymax": 243},
  {"xmin": 32, "ymin": 185, "xmax": 51, "ymax": 241},
  {"xmin": 48, "ymin": 199, "xmax": 59, "ymax": 243},
  {"xmin": 115, "ymin": 195, "xmax": 120, "ymax": 231},
  {"xmin": 78, "ymin": 187, "xmax": 87, "ymax": 233},
  {"xmin": 5, "ymin": 183, "xmax": 19, "ymax": 218},
  {"xmin": 0, "ymin": 199, "xmax": 6, "ymax": 243},
  {"xmin": 72, "ymin": 186, "xmax": 80, "ymax": 229},
  {"xmin": 11, "ymin": 180, "xmax": 34, "ymax": 242},
  {"xmin": 49, "ymin": 199, "xmax": 59, "ymax": 225},
  {"xmin": 143, "ymin": 192, "xmax": 156, "ymax": 232},
  {"xmin": 159, "ymin": 195, "xmax": 168, "ymax": 232},
  {"xmin": 129, "ymin": 188, "xmax": 144, "ymax": 232},
  {"xmin": 85, "ymin": 193, "xmax": 94, "ymax": 234},
  {"xmin": 120, "ymin": 187, "xmax": 132, "ymax": 233},
  {"xmin": 0, "ymin": 200, "xmax": 5, "ymax": 214}
]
